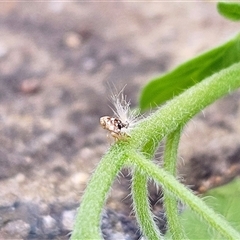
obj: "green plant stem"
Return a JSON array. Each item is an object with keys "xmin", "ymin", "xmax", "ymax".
[
  {"xmin": 71, "ymin": 142, "xmax": 129, "ymax": 240},
  {"xmin": 131, "ymin": 137, "xmax": 162, "ymax": 240},
  {"xmin": 131, "ymin": 63, "xmax": 240, "ymax": 148},
  {"xmin": 129, "ymin": 151, "xmax": 240, "ymax": 240},
  {"xmin": 72, "ymin": 63, "xmax": 240, "ymax": 238},
  {"xmin": 132, "ymin": 170, "xmax": 162, "ymax": 240},
  {"xmin": 163, "ymin": 128, "xmax": 181, "ymax": 175},
  {"xmin": 163, "ymin": 128, "xmax": 187, "ymax": 240}
]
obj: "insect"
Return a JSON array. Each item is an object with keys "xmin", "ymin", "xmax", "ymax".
[
  {"xmin": 100, "ymin": 116, "xmax": 129, "ymax": 140},
  {"xmin": 100, "ymin": 86, "xmax": 138, "ymax": 141}
]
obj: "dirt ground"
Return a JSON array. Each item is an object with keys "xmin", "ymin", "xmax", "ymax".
[{"xmin": 0, "ymin": 2, "xmax": 240, "ymax": 239}]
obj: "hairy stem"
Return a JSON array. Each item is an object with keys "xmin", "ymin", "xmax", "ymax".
[
  {"xmin": 163, "ymin": 128, "xmax": 187, "ymax": 239},
  {"xmin": 72, "ymin": 63, "xmax": 240, "ymax": 239},
  {"xmin": 131, "ymin": 63, "xmax": 240, "ymax": 148},
  {"xmin": 132, "ymin": 170, "xmax": 163, "ymax": 240},
  {"xmin": 129, "ymin": 151, "xmax": 240, "ymax": 240},
  {"xmin": 71, "ymin": 142, "xmax": 129, "ymax": 240},
  {"xmin": 131, "ymin": 135, "xmax": 163, "ymax": 240}
]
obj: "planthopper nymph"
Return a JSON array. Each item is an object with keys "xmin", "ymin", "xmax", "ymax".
[{"xmin": 100, "ymin": 86, "xmax": 139, "ymax": 141}]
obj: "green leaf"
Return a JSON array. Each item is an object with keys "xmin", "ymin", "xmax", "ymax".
[
  {"xmin": 167, "ymin": 178, "xmax": 240, "ymax": 239},
  {"xmin": 217, "ymin": 2, "xmax": 240, "ymax": 21},
  {"xmin": 139, "ymin": 34, "xmax": 240, "ymax": 111}
]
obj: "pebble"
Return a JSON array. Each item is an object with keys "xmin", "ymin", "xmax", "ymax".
[
  {"xmin": 64, "ymin": 32, "xmax": 82, "ymax": 49},
  {"xmin": 2, "ymin": 219, "xmax": 30, "ymax": 238},
  {"xmin": 15, "ymin": 173, "xmax": 26, "ymax": 183},
  {"xmin": 70, "ymin": 172, "xmax": 89, "ymax": 185},
  {"xmin": 20, "ymin": 78, "xmax": 41, "ymax": 94},
  {"xmin": 0, "ymin": 42, "xmax": 8, "ymax": 58},
  {"xmin": 62, "ymin": 209, "xmax": 76, "ymax": 231},
  {"xmin": 42, "ymin": 215, "xmax": 59, "ymax": 235}
]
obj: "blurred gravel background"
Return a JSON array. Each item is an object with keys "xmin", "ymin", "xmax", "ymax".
[{"xmin": 0, "ymin": 2, "xmax": 240, "ymax": 239}]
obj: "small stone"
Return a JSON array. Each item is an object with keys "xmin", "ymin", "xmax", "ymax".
[
  {"xmin": 42, "ymin": 215, "xmax": 58, "ymax": 235},
  {"xmin": 15, "ymin": 173, "xmax": 26, "ymax": 183},
  {"xmin": 70, "ymin": 172, "xmax": 89, "ymax": 185},
  {"xmin": 0, "ymin": 42, "xmax": 8, "ymax": 58},
  {"xmin": 64, "ymin": 32, "xmax": 82, "ymax": 49},
  {"xmin": 2, "ymin": 219, "xmax": 30, "ymax": 238},
  {"xmin": 82, "ymin": 57, "xmax": 96, "ymax": 71},
  {"xmin": 62, "ymin": 209, "xmax": 76, "ymax": 231},
  {"xmin": 20, "ymin": 78, "xmax": 41, "ymax": 94}
]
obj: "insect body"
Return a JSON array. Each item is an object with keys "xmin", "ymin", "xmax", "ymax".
[
  {"xmin": 100, "ymin": 116, "xmax": 129, "ymax": 140},
  {"xmin": 100, "ymin": 86, "xmax": 138, "ymax": 141}
]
